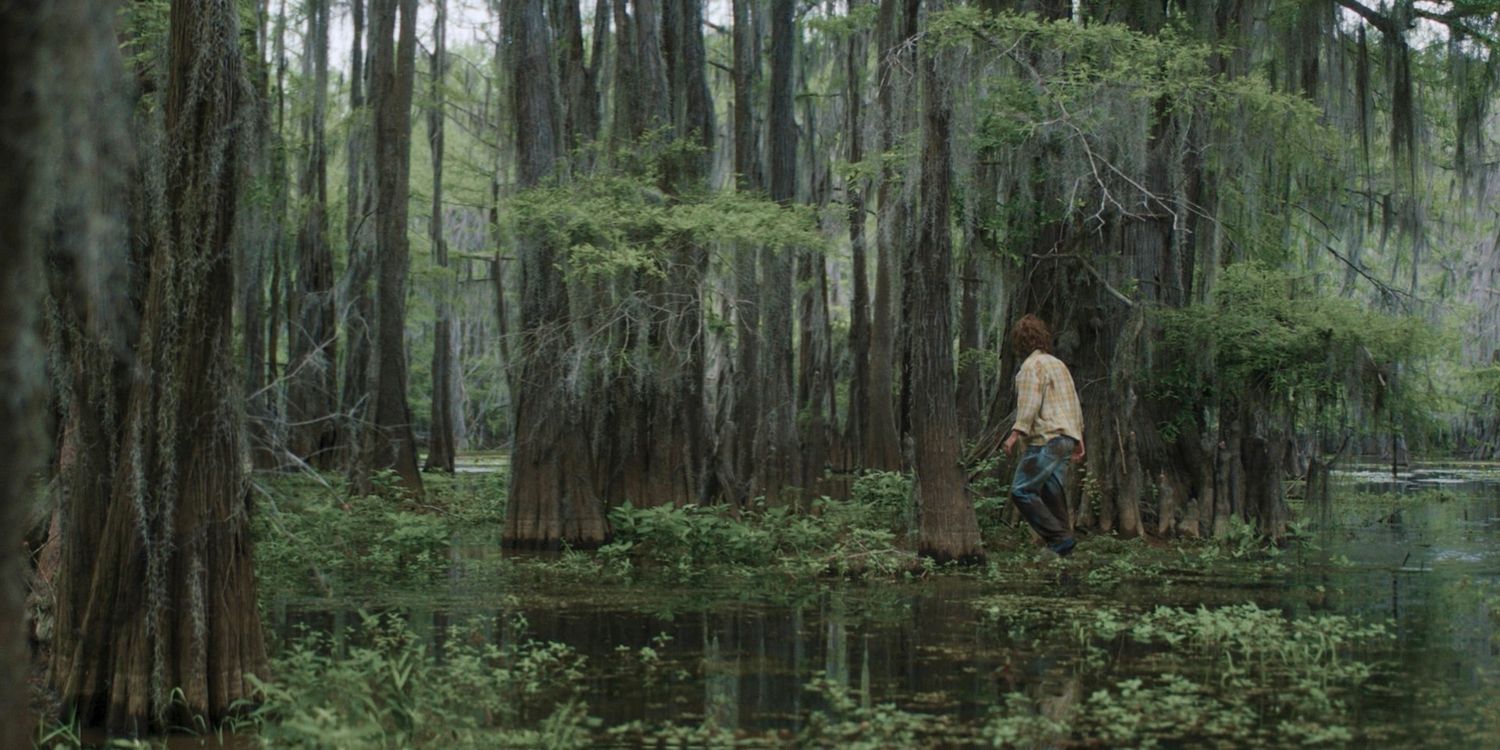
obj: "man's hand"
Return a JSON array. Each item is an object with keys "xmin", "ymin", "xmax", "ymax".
[
  {"xmin": 1003, "ymin": 430, "xmax": 1021, "ymax": 457},
  {"xmin": 1072, "ymin": 438, "xmax": 1086, "ymax": 461}
]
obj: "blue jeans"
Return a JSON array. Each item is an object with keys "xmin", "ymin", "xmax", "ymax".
[{"xmin": 1010, "ymin": 437, "xmax": 1075, "ymax": 546}]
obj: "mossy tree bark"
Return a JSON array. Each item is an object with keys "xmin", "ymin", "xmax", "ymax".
[
  {"xmin": 726, "ymin": 0, "xmax": 763, "ymax": 503},
  {"xmin": 502, "ymin": 0, "xmax": 610, "ymax": 548},
  {"xmin": 425, "ymin": 0, "xmax": 459, "ymax": 474},
  {"xmin": 262, "ymin": 4, "xmax": 291, "ymax": 467},
  {"xmin": 865, "ymin": 0, "xmax": 915, "ymax": 472},
  {"xmin": 338, "ymin": 0, "xmax": 375, "ymax": 471},
  {"xmin": 594, "ymin": 0, "xmax": 712, "ymax": 511},
  {"xmin": 0, "ymin": 0, "xmax": 70, "ymax": 739},
  {"xmin": 796, "ymin": 60, "xmax": 835, "ymax": 495},
  {"xmin": 844, "ymin": 0, "xmax": 872, "ymax": 468},
  {"xmin": 50, "ymin": 0, "xmax": 268, "ymax": 731},
  {"xmin": 756, "ymin": 0, "xmax": 801, "ymax": 504},
  {"xmin": 551, "ymin": 0, "xmax": 603, "ymax": 158},
  {"xmin": 913, "ymin": 0, "xmax": 984, "ymax": 563},
  {"xmin": 240, "ymin": 0, "xmax": 278, "ymax": 471},
  {"xmin": 359, "ymin": 0, "xmax": 424, "ymax": 494},
  {"xmin": 287, "ymin": 0, "xmax": 338, "ymax": 470},
  {"xmin": 648, "ymin": 0, "xmax": 714, "ymax": 506}
]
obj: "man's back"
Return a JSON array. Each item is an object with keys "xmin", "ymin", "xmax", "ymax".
[{"xmin": 1014, "ymin": 350, "xmax": 1083, "ymax": 446}]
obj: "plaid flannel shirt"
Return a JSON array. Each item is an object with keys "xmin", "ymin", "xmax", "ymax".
[{"xmin": 1012, "ymin": 350, "xmax": 1083, "ymax": 446}]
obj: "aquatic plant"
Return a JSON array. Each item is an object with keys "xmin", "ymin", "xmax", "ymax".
[
  {"xmin": 236, "ymin": 612, "xmax": 597, "ymax": 748},
  {"xmin": 798, "ymin": 678, "xmax": 962, "ymax": 748}
]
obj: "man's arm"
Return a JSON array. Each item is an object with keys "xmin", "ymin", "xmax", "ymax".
[{"xmin": 1004, "ymin": 359, "xmax": 1043, "ymax": 455}]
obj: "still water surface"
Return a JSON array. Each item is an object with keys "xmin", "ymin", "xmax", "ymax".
[{"xmin": 270, "ymin": 468, "xmax": 1500, "ymax": 745}]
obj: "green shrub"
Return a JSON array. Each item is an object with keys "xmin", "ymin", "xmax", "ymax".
[
  {"xmin": 599, "ymin": 495, "xmax": 916, "ymax": 582},
  {"xmin": 255, "ymin": 483, "xmax": 452, "ymax": 596},
  {"xmin": 237, "ymin": 612, "xmax": 596, "ymax": 748},
  {"xmin": 848, "ymin": 471, "xmax": 914, "ymax": 534}
]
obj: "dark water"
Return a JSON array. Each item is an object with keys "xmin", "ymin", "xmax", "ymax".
[{"xmin": 269, "ymin": 469, "xmax": 1500, "ymax": 745}]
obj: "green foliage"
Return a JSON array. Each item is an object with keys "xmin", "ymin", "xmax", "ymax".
[
  {"xmin": 120, "ymin": 0, "xmax": 170, "ymax": 83},
  {"xmin": 600, "ymin": 504, "xmax": 777, "ymax": 579},
  {"xmin": 1213, "ymin": 516, "xmax": 1266, "ymax": 560},
  {"xmin": 509, "ymin": 168, "xmax": 823, "ymax": 282},
  {"xmin": 799, "ymin": 678, "xmax": 958, "ymax": 748},
  {"xmin": 955, "ymin": 346, "xmax": 1001, "ymax": 382},
  {"xmin": 256, "ymin": 491, "xmax": 448, "ymax": 595},
  {"xmin": 598, "ymin": 483, "xmax": 917, "ymax": 583},
  {"xmin": 1153, "ymin": 265, "xmax": 1440, "ymax": 435},
  {"xmin": 933, "ymin": 10, "xmax": 1335, "ymax": 205},
  {"xmin": 979, "ymin": 694, "xmax": 1071, "ymax": 747},
  {"xmin": 253, "ymin": 471, "xmax": 506, "ymax": 597},
  {"xmin": 1117, "ymin": 603, "xmax": 1388, "ymax": 680},
  {"xmin": 978, "ymin": 597, "xmax": 1392, "ymax": 747},
  {"xmin": 1079, "ymin": 673, "xmax": 1258, "ymax": 748},
  {"xmin": 847, "ymin": 470, "xmax": 914, "ymax": 533},
  {"xmin": 1459, "ymin": 366, "xmax": 1500, "ymax": 445},
  {"xmin": 235, "ymin": 612, "xmax": 597, "ymax": 748},
  {"xmin": 805, "ymin": 4, "xmax": 879, "ymax": 37}
]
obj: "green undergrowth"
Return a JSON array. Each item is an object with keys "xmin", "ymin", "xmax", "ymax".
[
  {"xmin": 253, "ymin": 470, "xmax": 505, "ymax": 597},
  {"xmin": 33, "ymin": 594, "xmax": 1410, "ymax": 749},
  {"xmin": 230, "ymin": 610, "xmax": 599, "ymax": 749},
  {"xmin": 592, "ymin": 472, "xmax": 920, "ymax": 582},
  {"xmin": 252, "ymin": 467, "xmax": 1327, "ymax": 599}
]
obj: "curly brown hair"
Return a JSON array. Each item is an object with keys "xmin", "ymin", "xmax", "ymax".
[{"xmin": 1010, "ymin": 314, "xmax": 1052, "ymax": 355}]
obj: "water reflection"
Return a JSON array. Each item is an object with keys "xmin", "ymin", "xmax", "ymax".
[{"xmin": 270, "ymin": 472, "xmax": 1500, "ymax": 744}]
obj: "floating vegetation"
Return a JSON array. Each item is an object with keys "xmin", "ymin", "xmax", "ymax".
[{"xmin": 223, "ymin": 469, "xmax": 1500, "ymax": 747}]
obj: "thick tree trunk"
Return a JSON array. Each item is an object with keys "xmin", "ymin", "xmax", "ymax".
[
  {"xmin": 553, "ymin": 0, "xmax": 602, "ymax": 155},
  {"xmin": 913, "ymin": 0, "xmax": 983, "ymax": 563},
  {"xmin": 360, "ymin": 0, "xmax": 424, "ymax": 493},
  {"xmin": 798, "ymin": 249, "xmax": 832, "ymax": 496},
  {"xmin": 611, "ymin": 0, "xmax": 640, "ymax": 144},
  {"xmin": 287, "ymin": 0, "xmax": 338, "ymax": 470},
  {"xmin": 242, "ymin": 0, "xmax": 276, "ymax": 471},
  {"xmin": 865, "ymin": 0, "xmax": 913, "ymax": 471},
  {"xmin": 51, "ymin": 0, "xmax": 268, "ymax": 730},
  {"xmin": 956, "ymin": 245, "xmax": 984, "ymax": 442},
  {"xmin": 0, "ymin": 1, "xmax": 68, "ymax": 738},
  {"xmin": 503, "ymin": 0, "xmax": 609, "ymax": 548},
  {"xmin": 1245, "ymin": 401, "xmax": 1290, "ymax": 537},
  {"xmin": 633, "ymin": 0, "xmax": 670, "ymax": 133},
  {"xmin": 346, "ymin": 0, "xmax": 366, "ymax": 272},
  {"xmin": 263, "ymin": 3, "xmax": 290, "ymax": 466},
  {"xmin": 727, "ymin": 0, "xmax": 762, "ymax": 504},
  {"xmin": 652, "ymin": 0, "xmax": 714, "ymax": 506},
  {"xmin": 338, "ymin": 0, "xmax": 373, "ymax": 471},
  {"xmin": 844, "ymin": 0, "xmax": 871, "ymax": 468},
  {"xmin": 796, "ymin": 47, "xmax": 831, "ymax": 494},
  {"xmin": 756, "ymin": 0, "xmax": 801, "ymax": 504},
  {"xmin": 601, "ymin": 0, "xmax": 716, "ymax": 510},
  {"xmin": 425, "ymin": 0, "xmax": 459, "ymax": 473}
]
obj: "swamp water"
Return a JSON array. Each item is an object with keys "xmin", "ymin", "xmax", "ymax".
[{"xmin": 263, "ymin": 468, "xmax": 1500, "ymax": 747}]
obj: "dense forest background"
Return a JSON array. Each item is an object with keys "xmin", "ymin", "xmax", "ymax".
[
  {"xmin": 201, "ymin": 0, "xmax": 1500, "ymax": 548},
  {"xmin": 6, "ymin": 0, "xmax": 1500, "ymax": 737}
]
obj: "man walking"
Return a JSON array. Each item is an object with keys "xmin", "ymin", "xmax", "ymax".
[{"xmin": 1002, "ymin": 314, "xmax": 1085, "ymax": 557}]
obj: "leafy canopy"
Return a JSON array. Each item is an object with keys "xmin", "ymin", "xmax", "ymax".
[
  {"xmin": 1154, "ymin": 265, "xmax": 1440, "ymax": 429},
  {"xmin": 509, "ymin": 167, "xmax": 823, "ymax": 281}
]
